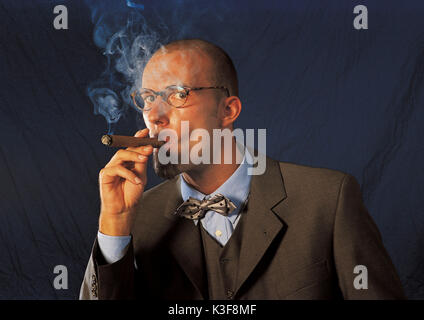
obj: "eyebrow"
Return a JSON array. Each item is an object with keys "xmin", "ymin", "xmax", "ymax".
[
  {"xmin": 141, "ymin": 84, "xmax": 189, "ymax": 92},
  {"xmin": 165, "ymin": 85, "xmax": 183, "ymax": 89}
]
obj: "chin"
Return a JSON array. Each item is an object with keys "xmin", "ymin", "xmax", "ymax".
[{"xmin": 152, "ymin": 151, "xmax": 189, "ymax": 180}]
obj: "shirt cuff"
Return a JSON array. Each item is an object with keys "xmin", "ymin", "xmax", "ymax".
[{"xmin": 97, "ymin": 231, "xmax": 132, "ymax": 264}]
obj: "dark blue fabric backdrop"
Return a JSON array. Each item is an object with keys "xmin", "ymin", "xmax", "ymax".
[{"xmin": 0, "ymin": 0, "xmax": 423, "ymax": 299}]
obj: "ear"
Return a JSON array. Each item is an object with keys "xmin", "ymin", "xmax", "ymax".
[{"xmin": 220, "ymin": 96, "xmax": 242, "ymax": 128}]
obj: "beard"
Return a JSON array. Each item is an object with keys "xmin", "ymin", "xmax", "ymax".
[{"xmin": 152, "ymin": 149, "xmax": 194, "ymax": 180}]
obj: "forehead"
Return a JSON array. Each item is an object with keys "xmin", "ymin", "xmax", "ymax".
[{"xmin": 141, "ymin": 48, "xmax": 214, "ymax": 90}]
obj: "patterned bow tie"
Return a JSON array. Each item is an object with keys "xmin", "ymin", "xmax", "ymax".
[{"xmin": 174, "ymin": 193, "xmax": 237, "ymax": 220}]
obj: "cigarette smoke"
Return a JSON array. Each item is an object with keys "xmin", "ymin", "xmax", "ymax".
[
  {"xmin": 86, "ymin": 0, "xmax": 165, "ymax": 133},
  {"xmin": 85, "ymin": 0, "xmax": 231, "ymax": 134}
]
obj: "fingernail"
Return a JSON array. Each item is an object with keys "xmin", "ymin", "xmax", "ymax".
[
  {"xmin": 138, "ymin": 155, "xmax": 145, "ymax": 160},
  {"xmin": 134, "ymin": 177, "xmax": 142, "ymax": 184}
]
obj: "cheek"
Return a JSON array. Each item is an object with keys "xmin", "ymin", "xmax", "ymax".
[
  {"xmin": 142, "ymin": 113, "xmax": 149, "ymax": 125},
  {"xmin": 182, "ymin": 102, "xmax": 220, "ymax": 127},
  {"xmin": 142, "ymin": 114, "xmax": 154, "ymax": 132},
  {"xmin": 171, "ymin": 108, "xmax": 204, "ymax": 129}
]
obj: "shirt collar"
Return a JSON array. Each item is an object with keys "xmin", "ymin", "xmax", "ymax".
[{"xmin": 180, "ymin": 147, "xmax": 253, "ymax": 224}]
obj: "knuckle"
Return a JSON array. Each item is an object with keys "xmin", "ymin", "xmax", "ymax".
[
  {"xmin": 99, "ymin": 168, "xmax": 108, "ymax": 181},
  {"xmin": 114, "ymin": 165, "xmax": 124, "ymax": 173},
  {"xmin": 116, "ymin": 149, "xmax": 124, "ymax": 157},
  {"xmin": 119, "ymin": 166, "xmax": 132, "ymax": 177}
]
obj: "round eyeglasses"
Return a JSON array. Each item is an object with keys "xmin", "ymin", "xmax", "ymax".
[{"xmin": 131, "ymin": 85, "xmax": 230, "ymax": 111}]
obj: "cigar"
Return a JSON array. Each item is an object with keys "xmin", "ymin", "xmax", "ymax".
[{"xmin": 101, "ymin": 134, "xmax": 165, "ymax": 148}]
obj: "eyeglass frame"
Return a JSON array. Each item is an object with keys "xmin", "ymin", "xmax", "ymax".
[{"xmin": 130, "ymin": 85, "xmax": 230, "ymax": 111}]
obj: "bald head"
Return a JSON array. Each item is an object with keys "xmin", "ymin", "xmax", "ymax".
[{"xmin": 150, "ymin": 39, "xmax": 239, "ymax": 97}]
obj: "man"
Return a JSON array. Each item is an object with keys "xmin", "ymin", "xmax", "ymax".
[{"xmin": 80, "ymin": 39, "xmax": 405, "ymax": 299}]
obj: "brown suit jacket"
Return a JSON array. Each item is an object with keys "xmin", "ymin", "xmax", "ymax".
[{"xmin": 80, "ymin": 157, "xmax": 405, "ymax": 299}]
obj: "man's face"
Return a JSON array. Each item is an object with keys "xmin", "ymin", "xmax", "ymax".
[{"xmin": 141, "ymin": 48, "xmax": 225, "ymax": 178}]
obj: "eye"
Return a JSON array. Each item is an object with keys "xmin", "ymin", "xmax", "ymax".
[
  {"xmin": 172, "ymin": 91, "xmax": 187, "ymax": 100},
  {"xmin": 168, "ymin": 90, "xmax": 188, "ymax": 107},
  {"xmin": 143, "ymin": 95, "xmax": 155, "ymax": 103},
  {"xmin": 176, "ymin": 92, "xmax": 187, "ymax": 99}
]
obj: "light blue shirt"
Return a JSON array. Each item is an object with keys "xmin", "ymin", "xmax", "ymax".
[
  {"xmin": 180, "ymin": 150, "xmax": 252, "ymax": 246},
  {"xmin": 98, "ymin": 148, "xmax": 253, "ymax": 264}
]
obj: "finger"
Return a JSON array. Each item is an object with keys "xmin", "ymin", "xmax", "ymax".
[
  {"xmin": 133, "ymin": 160, "xmax": 149, "ymax": 177},
  {"xmin": 127, "ymin": 144, "xmax": 154, "ymax": 155},
  {"xmin": 134, "ymin": 128, "xmax": 149, "ymax": 138},
  {"xmin": 100, "ymin": 165, "xmax": 143, "ymax": 185},
  {"xmin": 107, "ymin": 149, "xmax": 150, "ymax": 166}
]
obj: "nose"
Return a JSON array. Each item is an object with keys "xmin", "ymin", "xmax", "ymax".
[{"xmin": 144, "ymin": 98, "xmax": 171, "ymax": 128}]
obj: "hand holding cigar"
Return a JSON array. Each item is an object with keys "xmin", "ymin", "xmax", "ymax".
[
  {"xmin": 98, "ymin": 128, "xmax": 155, "ymax": 236},
  {"xmin": 101, "ymin": 134, "xmax": 166, "ymax": 148}
]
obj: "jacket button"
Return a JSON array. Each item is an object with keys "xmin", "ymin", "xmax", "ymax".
[
  {"xmin": 91, "ymin": 288, "xmax": 98, "ymax": 298},
  {"xmin": 226, "ymin": 289, "xmax": 234, "ymax": 300},
  {"xmin": 91, "ymin": 275, "xmax": 98, "ymax": 297}
]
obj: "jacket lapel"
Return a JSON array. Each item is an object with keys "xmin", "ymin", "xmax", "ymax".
[
  {"xmin": 158, "ymin": 156, "xmax": 288, "ymax": 299},
  {"xmin": 162, "ymin": 177, "xmax": 208, "ymax": 299},
  {"xmin": 235, "ymin": 157, "xmax": 288, "ymax": 295}
]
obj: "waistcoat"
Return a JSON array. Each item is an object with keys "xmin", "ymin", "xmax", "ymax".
[{"xmin": 199, "ymin": 208, "xmax": 248, "ymax": 300}]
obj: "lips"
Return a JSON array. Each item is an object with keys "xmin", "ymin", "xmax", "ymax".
[{"xmin": 153, "ymin": 135, "xmax": 171, "ymax": 156}]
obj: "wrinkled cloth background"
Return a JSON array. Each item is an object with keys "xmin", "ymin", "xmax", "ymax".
[{"xmin": 0, "ymin": 0, "xmax": 423, "ymax": 299}]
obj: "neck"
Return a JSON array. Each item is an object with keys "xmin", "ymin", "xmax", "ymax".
[{"xmin": 182, "ymin": 139, "xmax": 241, "ymax": 195}]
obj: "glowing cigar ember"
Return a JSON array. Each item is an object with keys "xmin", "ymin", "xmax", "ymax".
[{"xmin": 101, "ymin": 134, "xmax": 165, "ymax": 148}]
